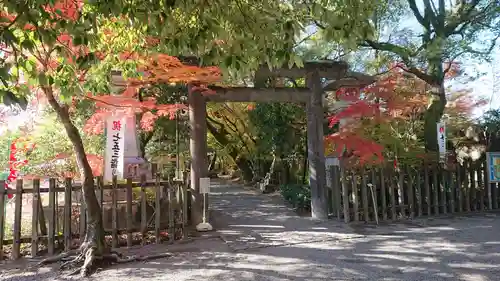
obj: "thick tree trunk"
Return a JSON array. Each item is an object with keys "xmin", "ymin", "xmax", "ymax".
[
  {"xmin": 423, "ymin": 82, "xmax": 447, "ymax": 152},
  {"xmin": 43, "ymin": 87, "xmax": 106, "ymax": 258}
]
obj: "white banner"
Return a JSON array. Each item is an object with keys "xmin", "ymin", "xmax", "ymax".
[
  {"xmin": 104, "ymin": 115, "xmax": 126, "ymax": 182},
  {"xmin": 437, "ymin": 121, "xmax": 446, "ymax": 160}
]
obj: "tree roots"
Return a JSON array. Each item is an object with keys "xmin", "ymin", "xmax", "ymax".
[{"xmin": 38, "ymin": 246, "xmax": 172, "ymax": 277}]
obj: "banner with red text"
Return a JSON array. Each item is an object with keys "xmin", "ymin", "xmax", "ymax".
[{"xmin": 104, "ymin": 115, "xmax": 126, "ymax": 182}]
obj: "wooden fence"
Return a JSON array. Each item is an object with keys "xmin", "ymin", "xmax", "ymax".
[
  {"xmin": 328, "ymin": 161, "xmax": 498, "ymax": 223},
  {"xmin": 0, "ymin": 172, "xmax": 191, "ymax": 260}
]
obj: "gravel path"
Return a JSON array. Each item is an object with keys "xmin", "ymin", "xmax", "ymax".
[{"xmin": 2, "ymin": 181, "xmax": 500, "ymax": 281}]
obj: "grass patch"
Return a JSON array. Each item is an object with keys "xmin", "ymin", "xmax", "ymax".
[{"xmin": 279, "ymin": 184, "xmax": 311, "ymax": 212}]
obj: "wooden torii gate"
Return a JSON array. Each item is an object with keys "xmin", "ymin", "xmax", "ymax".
[
  {"xmin": 189, "ymin": 61, "xmax": 374, "ymax": 221},
  {"xmin": 112, "ymin": 60, "xmax": 374, "ymax": 221}
]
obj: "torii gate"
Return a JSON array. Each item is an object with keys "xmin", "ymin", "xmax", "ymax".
[{"xmin": 112, "ymin": 60, "xmax": 374, "ymax": 222}]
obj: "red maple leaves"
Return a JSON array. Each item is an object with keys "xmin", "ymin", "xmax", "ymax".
[{"xmin": 325, "ymin": 68, "xmax": 429, "ymax": 165}]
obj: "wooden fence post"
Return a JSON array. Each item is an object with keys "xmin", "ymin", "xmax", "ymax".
[
  {"xmin": 168, "ymin": 184, "xmax": 174, "ymax": 243},
  {"xmin": 79, "ymin": 188, "xmax": 87, "ymax": 244},
  {"xmin": 140, "ymin": 174, "xmax": 147, "ymax": 246},
  {"xmin": 449, "ymin": 168, "xmax": 455, "ymax": 213},
  {"xmin": 96, "ymin": 176, "xmax": 103, "ymax": 210},
  {"xmin": 0, "ymin": 181, "xmax": 5, "ymax": 260},
  {"xmin": 361, "ymin": 169, "xmax": 369, "ymax": 222},
  {"xmin": 456, "ymin": 164, "xmax": 463, "ymax": 213},
  {"xmin": 12, "ymin": 179, "xmax": 23, "ymax": 260},
  {"xmin": 440, "ymin": 166, "xmax": 447, "ymax": 214},
  {"xmin": 380, "ymin": 168, "xmax": 387, "ymax": 221},
  {"xmin": 154, "ymin": 164, "xmax": 161, "ymax": 244},
  {"xmin": 485, "ymin": 162, "xmax": 492, "ymax": 210},
  {"xmin": 407, "ymin": 166, "xmax": 414, "ymax": 219},
  {"xmin": 340, "ymin": 166, "xmax": 350, "ymax": 223},
  {"xmin": 424, "ymin": 164, "xmax": 431, "ymax": 215},
  {"xmin": 64, "ymin": 178, "xmax": 72, "ymax": 251},
  {"xmin": 478, "ymin": 163, "xmax": 484, "ymax": 211},
  {"xmin": 351, "ymin": 171, "xmax": 359, "ymax": 222},
  {"xmin": 416, "ymin": 170, "xmax": 422, "ymax": 217},
  {"xmin": 389, "ymin": 169, "xmax": 397, "ymax": 220},
  {"xmin": 470, "ymin": 162, "xmax": 477, "ymax": 211},
  {"xmin": 332, "ymin": 166, "xmax": 341, "ymax": 220},
  {"xmin": 31, "ymin": 179, "xmax": 40, "ymax": 257},
  {"xmin": 432, "ymin": 164, "xmax": 439, "ymax": 215},
  {"xmin": 464, "ymin": 161, "xmax": 471, "ymax": 212},
  {"xmin": 126, "ymin": 178, "xmax": 133, "ymax": 248},
  {"xmin": 48, "ymin": 179, "xmax": 56, "ymax": 255},
  {"xmin": 398, "ymin": 169, "xmax": 405, "ymax": 218},
  {"xmin": 111, "ymin": 176, "xmax": 118, "ymax": 248}
]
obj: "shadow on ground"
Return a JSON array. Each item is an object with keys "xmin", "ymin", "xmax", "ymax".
[{"xmin": 2, "ymin": 181, "xmax": 500, "ymax": 281}]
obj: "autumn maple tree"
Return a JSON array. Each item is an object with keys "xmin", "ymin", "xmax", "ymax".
[
  {"xmin": 0, "ymin": 0, "xmax": 218, "ymax": 275},
  {"xmin": 325, "ymin": 66, "xmax": 430, "ymax": 166},
  {"xmin": 0, "ymin": 0, "xmax": 120, "ymax": 275},
  {"xmin": 326, "ymin": 61, "xmax": 487, "ymax": 167}
]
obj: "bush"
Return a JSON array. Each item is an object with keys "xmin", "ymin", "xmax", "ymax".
[{"xmin": 279, "ymin": 184, "xmax": 311, "ymax": 211}]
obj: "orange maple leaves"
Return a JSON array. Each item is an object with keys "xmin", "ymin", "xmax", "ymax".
[
  {"xmin": 130, "ymin": 54, "xmax": 222, "ymax": 94},
  {"xmin": 84, "ymin": 54, "xmax": 222, "ymax": 135}
]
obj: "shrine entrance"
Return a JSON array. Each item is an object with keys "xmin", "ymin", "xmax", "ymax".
[
  {"xmin": 186, "ymin": 60, "xmax": 374, "ymax": 222},
  {"xmin": 112, "ymin": 60, "xmax": 374, "ymax": 223}
]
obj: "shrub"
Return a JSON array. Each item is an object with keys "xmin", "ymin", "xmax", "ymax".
[{"xmin": 279, "ymin": 184, "xmax": 311, "ymax": 211}]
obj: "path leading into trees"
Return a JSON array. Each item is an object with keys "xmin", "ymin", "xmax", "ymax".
[{"xmin": 3, "ymin": 180, "xmax": 500, "ymax": 281}]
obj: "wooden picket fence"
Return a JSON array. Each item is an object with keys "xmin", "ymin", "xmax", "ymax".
[
  {"xmin": 0, "ymin": 169, "xmax": 191, "ymax": 260},
  {"xmin": 328, "ymin": 161, "xmax": 498, "ymax": 223}
]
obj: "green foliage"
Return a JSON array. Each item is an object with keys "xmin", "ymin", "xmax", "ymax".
[
  {"xmin": 249, "ymin": 103, "xmax": 304, "ymax": 156},
  {"xmin": 279, "ymin": 184, "xmax": 311, "ymax": 211},
  {"xmin": 480, "ymin": 109, "xmax": 500, "ymax": 151},
  {"xmin": 138, "ymin": 84, "xmax": 190, "ymax": 161}
]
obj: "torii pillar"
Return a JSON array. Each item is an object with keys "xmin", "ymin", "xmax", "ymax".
[
  {"xmin": 306, "ymin": 70, "xmax": 328, "ymax": 219},
  {"xmin": 188, "ymin": 89, "xmax": 208, "ymax": 225}
]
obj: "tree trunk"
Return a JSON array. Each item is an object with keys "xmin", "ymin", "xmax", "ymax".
[
  {"xmin": 43, "ymin": 87, "xmax": 106, "ymax": 255},
  {"xmin": 206, "ymin": 119, "xmax": 254, "ymax": 182},
  {"xmin": 234, "ymin": 156, "xmax": 254, "ymax": 182},
  {"xmin": 208, "ymin": 152, "xmax": 217, "ymax": 171},
  {"xmin": 423, "ymin": 82, "xmax": 447, "ymax": 152}
]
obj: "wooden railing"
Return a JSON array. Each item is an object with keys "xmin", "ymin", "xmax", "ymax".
[
  {"xmin": 0, "ymin": 174, "xmax": 191, "ymax": 260},
  {"xmin": 327, "ymin": 161, "xmax": 498, "ymax": 223}
]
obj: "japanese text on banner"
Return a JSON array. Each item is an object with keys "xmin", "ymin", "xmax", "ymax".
[{"xmin": 104, "ymin": 117, "xmax": 125, "ymax": 182}]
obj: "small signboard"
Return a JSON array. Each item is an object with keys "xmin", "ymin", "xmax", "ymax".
[
  {"xmin": 437, "ymin": 121, "xmax": 446, "ymax": 162},
  {"xmin": 199, "ymin": 177, "xmax": 210, "ymax": 194},
  {"xmin": 486, "ymin": 152, "xmax": 500, "ymax": 184}
]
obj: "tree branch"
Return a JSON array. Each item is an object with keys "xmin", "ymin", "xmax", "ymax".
[
  {"xmin": 463, "ymin": 34, "xmax": 500, "ymax": 55},
  {"xmin": 407, "ymin": 0, "xmax": 430, "ymax": 29},
  {"xmin": 444, "ymin": 0, "xmax": 481, "ymax": 36},
  {"xmin": 362, "ymin": 40, "xmax": 436, "ymax": 84},
  {"xmin": 420, "ymin": 0, "xmax": 439, "ymax": 28}
]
